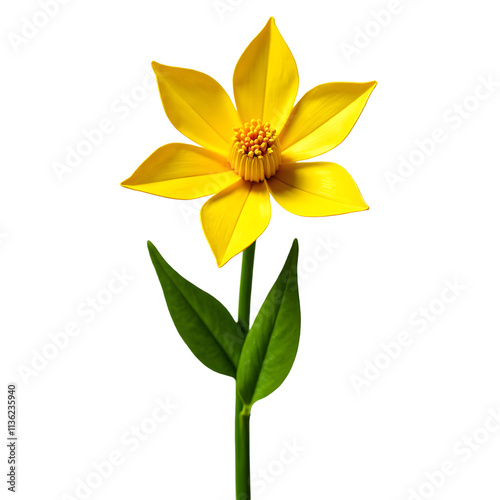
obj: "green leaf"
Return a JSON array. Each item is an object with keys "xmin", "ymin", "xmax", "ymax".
[
  {"xmin": 236, "ymin": 239, "xmax": 300, "ymax": 407},
  {"xmin": 148, "ymin": 241, "xmax": 243, "ymax": 378}
]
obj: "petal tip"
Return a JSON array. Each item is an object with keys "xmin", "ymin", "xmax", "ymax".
[
  {"xmin": 357, "ymin": 199, "xmax": 370, "ymax": 211},
  {"xmin": 151, "ymin": 61, "xmax": 173, "ymax": 77},
  {"xmin": 213, "ymin": 247, "xmax": 230, "ymax": 268}
]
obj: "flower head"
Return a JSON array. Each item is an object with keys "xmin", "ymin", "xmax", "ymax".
[{"xmin": 121, "ymin": 18, "xmax": 376, "ymax": 266}]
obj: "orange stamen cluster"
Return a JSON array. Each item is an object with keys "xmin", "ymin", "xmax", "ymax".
[{"xmin": 229, "ymin": 119, "xmax": 281, "ymax": 182}]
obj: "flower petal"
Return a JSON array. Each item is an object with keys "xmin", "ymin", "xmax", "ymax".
[
  {"xmin": 121, "ymin": 143, "xmax": 240, "ymax": 200},
  {"xmin": 201, "ymin": 180, "xmax": 270, "ymax": 267},
  {"xmin": 267, "ymin": 162, "xmax": 368, "ymax": 216},
  {"xmin": 233, "ymin": 17, "xmax": 299, "ymax": 134},
  {"xmin": 279, "ymin": 81, "xmax": 377, "ymax": 163},
  {"xmin": 152, "ymin": 62, "xmax": 241, "ymax": 157}
]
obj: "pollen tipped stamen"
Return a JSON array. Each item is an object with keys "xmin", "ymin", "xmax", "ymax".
[{"xmin": 229, "ymin": 119, "xmax": 281, "ymax": 182}]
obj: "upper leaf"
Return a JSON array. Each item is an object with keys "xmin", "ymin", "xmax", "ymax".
[
  {"xmin": 148, "ymin": 241, "xmax": 243, "ymax": 378},
  {"xmin": 236, "ymin": 240, "xmax": 300, "ymax": 406}
]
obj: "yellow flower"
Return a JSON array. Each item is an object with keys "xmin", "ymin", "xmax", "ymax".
[{"xmin": 121, "ymin": 18, "xmax": 376, "ymax": 267}]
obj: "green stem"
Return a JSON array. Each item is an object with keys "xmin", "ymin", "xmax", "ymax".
[
  {"xmin": 235, "ymin": 407, "xmax": 251, "ymax": 500},
  {"xmin": 238, "ymin": 242, "xmax": 255, "ymax": 332},
  {"xmin": 235, "ymin": 242, "xmax": 255, "ymax": 500}
]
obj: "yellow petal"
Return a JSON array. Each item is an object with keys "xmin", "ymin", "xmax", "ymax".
[
  {"xmin": 201, "ymin": 180, "xmax": 270, "ymax": 267},
  {"xmin": 233, "ymin": 17, "xmax": 299, "ymax": 134},
  {"xmin": 152, "ymin": 62, "xmax": 240, "ymax": 158},
  {"xmin": 267, "ymin": 162, "xmax": 368, "ymax": 216},
  {"xmin": 279, "ymin": 81, "xmax": 377, "ymax": 163},
  {"xmin": 121, "ymin": 143, "xmax": 240, "ymax": 200}
]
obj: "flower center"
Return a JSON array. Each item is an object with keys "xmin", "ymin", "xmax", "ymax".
[{"xmin": 229, "ymin": 119, "xmax": 281, "ymax": 182}]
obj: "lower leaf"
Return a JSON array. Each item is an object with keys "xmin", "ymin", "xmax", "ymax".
[{"xmin": 236, "ymin": 239, "xmax": 300, "ymax": 406}]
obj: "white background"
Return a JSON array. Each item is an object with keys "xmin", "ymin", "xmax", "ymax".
[{"xmin": 2, "ymin": 0, "xmax": 500, "ymax": 499}]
